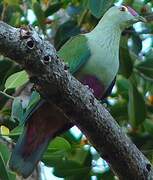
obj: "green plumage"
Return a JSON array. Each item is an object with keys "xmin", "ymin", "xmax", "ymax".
[{"xmin": 58, "ymin": 35, "xmax": 91, "ymax": 74}]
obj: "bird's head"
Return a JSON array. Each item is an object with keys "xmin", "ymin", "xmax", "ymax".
[{"xmin": 103, "ymin": 5, "xmax": 146, "ymax": 30}]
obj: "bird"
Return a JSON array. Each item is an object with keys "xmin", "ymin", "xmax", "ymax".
[{"xmin": 9, "ymin": 5, "xmax": 146, "ymax": 178}]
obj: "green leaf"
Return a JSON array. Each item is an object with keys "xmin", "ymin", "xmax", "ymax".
[
  {"xmin": 128, "ymin": 81, "xmax": 146, "ymax": 127},
  {"xmin": 43, "ymin": 150, "xmax": 65, "ymax": 167},
  {"xmin": 135, "ymin": 58, "xmax": 153, "ymax": 80},
  {"xmin": 8, "ymin": 172, "xmax": 16, "ymax": 180},
  {"xmin": 0, "ymin": 59, "xmax": 13, "ymax": 87},
  {"xmin": 11, "ymin": 97, "xmax": 24, "ymax": 122},
  {"xmin": 43, "ymin": 137, "xmax": 71, "ymax": 166},
  {"xmin": 0, "ymin": 143, "xmax": 15, "ymax": 180},
  {"xmin": 130, "ymin": 33, "xmax": 142, "ymax": 55},
  {"xmin": 32, "ymin": 0, "xmax": 45, "ymax": 30},
  {"xmin": 144, "ymin": 119, "xmax": 153, "ymax": 134},
  {"xmin": 88, "ymin": 0, "xmax": 114, "ymax": 18},
  {"xmin": 110, "ymin": 101, "xmax": 128, "ymax": 122},
  {"xmin": 144, "ymin": 0, "xmax": 151, "ymax": 3},
  {"xmin": 53, "ymin": 160, "xmax": 90, "ymax": 178},
  {"xmin": 0, "ymin": 152, "xmax": 10, "ymax": 180},
  {"xmin": 0, "ymin": 143, "xmax": 10, "ymax": 164},
  {"xmin": 5, "ymin": 70, "xmax": 28, "ymax": 90},
  {"xmin": 116, "ymin": 76, "xmax": 129, "ymax": 99},
  {"xmin": 46, "ymin": 136, "xmax": 71, "ymax": 153},
  {"xmin": 1, "ymin": 62, "xmax": 21, "ymax": 89},
  {"xmin": 74, "ymin": 148, "xmax": 92, "ymax": 167},
  {"xmin": 9, "ymin": 125, "xmax": 24, "ymax": 137},
  {"xmin": 44, "ymin": 2, "xmax": 62, "ymax": 17},
  {"xmin": 119, "ymin": 37, "xmax": 133, "ymax": 78}
]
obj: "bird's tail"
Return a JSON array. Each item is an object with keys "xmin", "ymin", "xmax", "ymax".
[{"xmin": 9, "ymin": 101, "xmax": 72, "ymax": 178}]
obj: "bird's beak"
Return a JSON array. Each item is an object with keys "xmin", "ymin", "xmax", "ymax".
[{"xmin": 135, "ymin": 15, "xmax": 147, "ymax": 23}]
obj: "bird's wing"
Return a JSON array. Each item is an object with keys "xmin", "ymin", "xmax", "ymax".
[{"xmin": 58, "ymin": 34, "xmax": 91, "ymax": 74}]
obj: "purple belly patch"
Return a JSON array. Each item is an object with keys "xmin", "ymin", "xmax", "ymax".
[{"xmin": 81, "ymin": 75, "xmax": 105, "ymax": 99}]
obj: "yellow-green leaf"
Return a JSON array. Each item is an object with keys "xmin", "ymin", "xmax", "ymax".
[
  {"xmin": 0, "ymin": 126, "xmax": 9, "ymax": 136},
  {"xmin": 4, "ymin": 0, "xmax": 19, "ymax": 5},
  {"xmin": 0, "ymin": 153, "xmax": 10, "ymax": 180},
  {"xmin": 5, "ymin": 70, "xmax": 29, "ymax": 90}
]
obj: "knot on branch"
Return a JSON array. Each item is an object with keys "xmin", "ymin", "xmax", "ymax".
[
  {"xmin": 146, "ymin": 163, "xmax": 152, "ymax": 172},
  {"xmin": 20, "ymin": 26, "xmax": 31, "ymax": 39},
  {"xmin": 26, "ymin": 38, "xmax": 35, "ymax": 49},
  {"xmin": 64, "ymin": 63, "xmax": 70, "ymax": 70},
  {"xmin": 42, "ymin": 55, "xmax": 53, "ymax": 64}
]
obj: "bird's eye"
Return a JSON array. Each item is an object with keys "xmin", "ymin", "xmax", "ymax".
[{"xmin": 119, "ymin": 6, "xmax": 128, "ymax": 12}]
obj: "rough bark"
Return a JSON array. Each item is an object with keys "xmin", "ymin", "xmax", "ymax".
[{"xmin": 0, "ymin": 21, "xmax": 152, "ymax": 180}]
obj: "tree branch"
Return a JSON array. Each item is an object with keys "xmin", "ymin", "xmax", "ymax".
[{"xmin": 0, "ymin": 21, "xmax": 152, "ymax": 179}]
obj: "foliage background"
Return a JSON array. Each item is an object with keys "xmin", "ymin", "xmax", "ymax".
[{"xmin": 0, "ymin": 0, "xmax": 153, "ymax": 179}]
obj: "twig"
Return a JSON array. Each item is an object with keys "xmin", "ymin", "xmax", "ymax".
[
  {"xmin": 78, "ymin": 9, "xmax": 89, "ymax": 27},
  {"xmin": 1, "ymin": 2, "xmax": 8, "ymax": 21},
  {"xmin": 0, "ymin": 91, "xmax": 15, "ymax": 100}
]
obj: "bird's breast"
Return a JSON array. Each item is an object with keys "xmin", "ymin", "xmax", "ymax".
[
  {"xmin": 81, "ymin": 44, "xmax": 119, "ymax": 82},
  {"xmin": 76, "ymin": 43, "xmax": 119, "ymax": 99}
]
